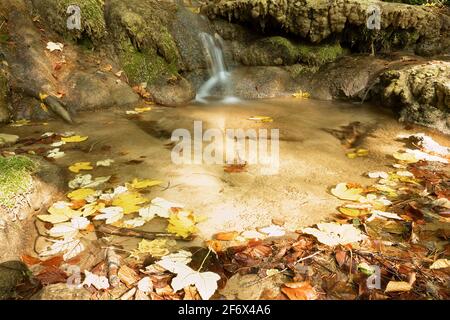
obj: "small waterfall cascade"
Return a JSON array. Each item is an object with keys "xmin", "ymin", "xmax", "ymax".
[{"xmin": 196, "ymin": 32, "xmax": 239, "ymax": 103}]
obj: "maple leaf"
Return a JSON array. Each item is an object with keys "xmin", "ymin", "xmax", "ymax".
[
  {"xmin": 61, "ymin": 135, "xmax": 88, "ymax": 143},
  {"xmin": 67, "ymin": 188, "xmax": 96, "ymax": 201},
  {"xmin": 302, "ymin": 223, "xmax": 366, "ymax": 246},
  {"xmin": 83, "ymin": 270, "xmax": 109, "ymax": 290},
  {"xmin": 167, "ymin": 209, "xmax": 198, "ymax": 238},
  {"xmin": 130, "ymin": 178, "xmax": 163, "ymax": 189},
  {"xmin": 40, "ymin": 238, "xmax": 84, "ymax": 261},
  {"xmin": 69, "ymin": 162, "xmax": 93, "ymax": 173},
  {"xmin": 282, "ymin": 282, "xmax": 318, "ymax": 300},
  {"xmin": 94, "ymin": 206, "xmax": 124, "ymax": 224},
  {"xmin": 38, "ymin": 202, "xmax": 81, "ymax": 224},
  {"xmin": 331, "ymin": 183, "xmax": 363, "ymax": 201},
  {"xmin": 112, "ymin": 192, "xmax": 148, "ymax": 214}
]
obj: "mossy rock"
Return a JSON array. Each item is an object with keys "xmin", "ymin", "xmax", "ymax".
[
  {"xmin": 31, "ymin": 0, "xmax": 107, "ymax": 43},
  {"xmin": 0, "ymin": 261, "xmax": 30, "ymax": 300},
  {"xmin": 105, "ymin": 0, "xmax": 182, "ymax": 86},
  {"xmin": 0, "ymin": 156, "xmax": 37, "ymax": 208},
  {"xmin": 0, "ymin": 70, "xmax": 9, "ymax": 123},
  {"xmin": 239, "ymin": 36, "xmax": 345, "ymax": 67}
]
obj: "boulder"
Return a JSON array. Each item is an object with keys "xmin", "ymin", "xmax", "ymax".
[
  {"xmin": 0, "ymin": 261, "xmax": 29, "ymax": 300},
  {"xmin": 0, "ymin": 70, "xmax": 9, "ymax": 123}
]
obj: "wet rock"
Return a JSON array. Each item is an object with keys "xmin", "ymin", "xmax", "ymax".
[
  {"xmin": 307, "ymin": 55, "xmax": 391, "ymax": 100},
  {"xmin": 202, "ymin": 0, "xmax": 450, "ymax": 55},
  {"xmin": 64, "ymin": 71, "xmax": 139, "ymax": 111},
  {"xmin": 150, "ymin": 77, "xmax": 195, "ymax": 107},
  {"xmin": 239, "ymin": 36, "xmax": 345, "ymax": 67},
  {"xmin": 0, "ymin": 133, "xmax": 19, "ymax": 147},
  {"xmin": 379, "ymin": 60, "xmax": 450, "ymax": 134},
  {"xmin": 0, "ymin": 70, "xmax": 10, "ymax": 123},
  {"xmin": 231, "ymin": 66, "xmax": 299, "ymax": 99},
  {"xmin": 32, "ymin": 283, "xmax": 91, "ymax": 300},
  {"xmin": 0, "ymin": 261, "xmax": 29, "ymax": 299}
]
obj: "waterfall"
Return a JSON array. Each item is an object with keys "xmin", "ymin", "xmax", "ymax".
[{"xmin": 196, "ymin": 32, "xmax": 239, "ymax": 104}]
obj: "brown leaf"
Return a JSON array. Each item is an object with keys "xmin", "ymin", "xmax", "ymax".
[
  {"xmin": 281, "ymin": 282, "xmax": 318, "ymax": 300},
  {"xmin": 224, "ymin": 163, "xmax": 247, "ymax": 173},
  {"xmin": 118, "ymin": 265, "xmax": 139, "ymax": 286},
  {"xmin": 36, "ymin": 266, "xmax": 68, "ymax": 285},
  {"xmin": 40, "ymin": 255, "xmax": 63, "ymax": 268},
  {"xmin": 214, "ymin": 232, "xmax": 239, "ymax": 241},
  {"xmin": 335, "ymin": 249, "xmax": 347, "ymax": 267},
  {"xmin": 21, "ymin": 254, "xmax": 41, "ymax": 266}
]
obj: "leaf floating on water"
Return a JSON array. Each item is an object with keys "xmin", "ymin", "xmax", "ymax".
[
  {"xmin": 338, "ymin": 206, "xmax": 369, "ymax": 218},
  {"xmin": 331, "ymin": 183, "xmax": 363, "ymax": 201},
  {"xmin": 94, "ymin": 206, "xmax": 124, "ymax": 224},
  {"xmin": 67, "ymin": 188, "xmax": 96, "ymax": 201},
  {"xmin": 46, "ymin": 41, "xmax": 64, "ymax": 52},
  {"xmin": 393, "ymin": 152, "xmax": 418, "ymax": 163},
  {"xmin": 167, "ymin": 209, "xmax": 198, "ymax": 239},
  {"xmin": 112, "ymin": 192, "xmax": 147, "ymax": 214},
  {"xmin": 69, "ymin": 162, "xmax": 93, "ymax": 173},
  {"xmin": 96, "ymin": 159, "xmax": 114, "ymax": 167},
  {"xmin": 247, "ymin": 116, "xmax": 273, "ymax": 122},
  {"xmin": 61, "ymin": 135, "xmax": 88, "ymax": 143},
  {"xmin": 292, "ymin": 91, "xmax": 311, "ymax": 99},
  {"xmin": 130, "ymin": 178, "xmax": 163, "ymax": 189},
  {"xmin": 224, "ymin": 163, "xmax": 247, "ymax": 173},
  {"xmin": 40, "ymin": 238, "xmax": 84, "ymax": 261}
]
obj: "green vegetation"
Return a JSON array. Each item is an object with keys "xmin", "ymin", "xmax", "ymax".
[{"xmin": 0, "ymin": 156, "xmax": 37, "ymax": 208}]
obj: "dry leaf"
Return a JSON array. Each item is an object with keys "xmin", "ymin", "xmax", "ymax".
[{"xmin": 281, "ymin": 282, "xmax": 318, "ymax": 300}]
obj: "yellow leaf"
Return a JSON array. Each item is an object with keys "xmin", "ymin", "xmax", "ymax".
[
  {"xmin": 385, "ymin": 281, "xmax": 412, "ymax": 293},
  {"xmin": 130, "ymin": 178, "xmax": 163, "ymax": 189},
  {"xmin": 393, "ymin": 152, "xmax": 418, "ymax": 163},
  {"xmin": 430, "ymin": 259, "xmax": 450, "ymax": 270},
  {"xmin": 112, "ymin": 192, "xmax": 147, "ymax": 214},
  {"xmin": 346, "ymin": 152, "xmax": 358, "ymax": 159},
  {"xmin": 331, "ymin": 183, "xmax": 363, "ymax": 201},
  {"xmin": 38, "ymin": 202, "xmax": 82, "ymax": 224},
  {"xmin": 40, "ymin": 103, "xmax": 48, "ymax": 112},
  {"xmin": 167, "ymin": 209, "xmax": 198, "ymax": 238},
  {"xmin": 61, "ymin": 135, "xmax": 88, "ymax": 143},
  {"xmin": 292, "ymin": 91, "xmax": 310, "ymax": 99},
  {"xmin": 338, "ymin": 206, "xmax": 369, "ymax": 217},
  {"xmin": 39, "ymin": 92, "xmax": 49, "ymax": 101},
  {"xmin": 69, "ymin": 162, "xmax": 93, "ymax": 173},
  {"xmin": 130, "ymin": 239, "xmax": 177, "ymax": 259},
  {"xmin": 248, "ymin": 116, "xmax": 273, "ymax": 122},
  {"xmin": 134, "ymin": 106, "xmax": 152, "ymax": 113},
  {"xmin": 67, "ymin": 188, "xmax": 96, "ymax": 201}
]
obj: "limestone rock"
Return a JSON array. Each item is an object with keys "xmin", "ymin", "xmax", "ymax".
[
  {"xmin": 0, "ymin": 133, "xmax": 19, "ymax": 147},
  {"xmin": 202, "ymin": 0, "xmax": 450, "ymax": 55}
]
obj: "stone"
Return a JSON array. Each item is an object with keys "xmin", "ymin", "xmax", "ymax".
[
  {"xmin": 150, "ymin": 77, "xmax": 196, "ymax": 107},
  {"xmin": 0, "ymin": 261, "xmax": 29, "ymax": 300},
  {"xmin": 31, "ymin": 283, "xmax": 92, "ymax": 300},
  {"xmin": 0, "ymin": 133, "xmax": 19, "ymax": 147}
]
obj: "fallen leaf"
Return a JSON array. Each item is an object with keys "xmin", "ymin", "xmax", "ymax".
[
  {"xmin": 83, "ymin": 270, "xmax": 109, "ymax": 290},
  {"xmin": 67, "ymin": 188, "xmax": 96, "ymax": 201},
  {"xmin": 247, "ymin": 116, "xmax": 273, "ymax": 122},
  {"xmin": 281, "ymin": 282, "xmax": 318, "ymax": 300},
  {"xmin": 69, "ymin": 162, "xmax": 93, "ymax": 173},
  {"xmin": 61, "ymin": 135, "xmax": 88, "ymax": 143},
  {"xmin": 167, "ymin": 209, "xmax": 198, "ymax": 238},
  {"xmin": 302, "ymin": 223, "xmax": 366, "ymax": 246},
  {"xmin": 118, "ymin": 265, "xmax": 139, "ymax": 286},
  {"xmin": 130, "ymin": 178, "xmax": 163, "ymax": 189},
  {"xmin": 46, "ymin": 41, "xmax": 64, "ymax": 52},
  {"xmin": 112, "ymin": 192, "xmax": 147, "ymax": 214},
  {"xmin": 429, "ymin": 259, "xmax": 450, "ymax": 270},
  {"xmin": 94, "ymin": 206, "xmax": 124, "ymax": 224},
  {"xmin": 385, "ymin": 281, "xmax": 412, "ymax": 293},
  {"xmin": 331, "ymin": 183, "xmax": 364, "ymax": 201}
]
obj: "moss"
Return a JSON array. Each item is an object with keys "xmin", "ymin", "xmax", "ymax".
[
  {"xmin": 107, "ymin": 0, "xmax": 181, "ymax": 85},
  {"xmin": 241, "ymin": 36, "xmax": 344, "ymax": 67},
  {"xmin": 0, "ymin": 156, "xmax": 37, "ymax": 208},
  {"xmin": 296, "ymin": 42, "xmax": 345, "ymax": 66},
  {"xmin": 119, "ymin": 41, "xmax": 179, "ymax": 85},
  {"xmin": 32, "ymin": 0, "xmax": 106, "ymax": 43}
]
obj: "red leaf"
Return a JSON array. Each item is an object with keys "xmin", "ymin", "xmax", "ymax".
[
  {"xmin": 21, "ymin": 254, "xmax": 41, "ymax": 266},
  {"xmin": 36, "ymin": 266, "xmax": 68, "ymax": 285}
]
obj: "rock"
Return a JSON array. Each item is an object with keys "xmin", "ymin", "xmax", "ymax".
[
  {"xmin": 379, "ymin": 60, "xmax": 450, "ymax": 134},
  {"xmin": 0, "ymin": 261, "xmax": 29, "ymax": 299},
  {"xmin": 32, "ymin": 283, "xmax": 91, "ymax": 300},
  {"xmin": 307, "ymin": 55, "xmax": 391, "ymax": 100},
  {"xmin": 239, "ymin": 36, "xmax": 345, "ymax": 67},
  {"xmin": 0, "ymin": 133, "xmax": 19, "ymax": 147},
  {"xmin": 0, "ymin": 70, "xmax": 10, "ymax": 123},
  {"xmin": 202, "ymin": 0, "xmax": 450, "ymax": 55},
  {"xmin": 64, "ymin": 71, "xmax": 139, "ymax": 111},
  {"xmin": 150, "ymin": 77, "xmax": 195, "ymax": 107},
  {"xmin": 231, "ymin": 66, "xmax": 299, "ymax": 99}
]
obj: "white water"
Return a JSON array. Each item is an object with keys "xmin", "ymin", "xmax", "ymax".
[{"xmin": 196, "ymin": 32, "xmax": 240, "ymax": 104}]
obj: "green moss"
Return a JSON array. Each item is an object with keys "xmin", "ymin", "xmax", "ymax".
[
  {"xmin": 0, "ymin": 156, "xmax": 37, "ymax": 208},
  {"xmin": 32, "ymin": 0, "xmax": 106, "ymax": 43},
  {"xmin": 296, "ymin": 42, "xmax": 345, "ymax": 66},
  {"xmin": 108, "ymin": 0, "xmax": 181, "ymax": 85},
  {"xmin": 120, "ymin": 41, "xmax": 179, "ymax": 84}
]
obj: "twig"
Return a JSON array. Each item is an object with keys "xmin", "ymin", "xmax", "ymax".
[{"xmin": 96, "ymin": 224, "xmax": 194, "ymax": 241}]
